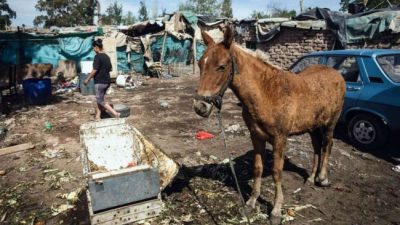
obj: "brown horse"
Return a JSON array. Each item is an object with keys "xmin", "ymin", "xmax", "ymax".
[{"xmin": 193, "ymin": 26, "xmax": 346, "ymax": 224}]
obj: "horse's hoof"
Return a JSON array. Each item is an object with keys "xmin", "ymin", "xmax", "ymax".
[
  {"xmin": 241, "ymin": 204, "xmax": 256, "ymax": 216},
  {"xmin": 316, "ymin": 177, "xmax": 330, "ymax": 187},
  {"xmin": 246, "ymin": 198, "xmax": 257, "ymax": 209},
  {"xmin": 306, "ymin": 176, "xmax": 316, "ymax": 185},
  {"xmin": 269, "ymin": 214, "xmax": 282, "ymax": 225}
]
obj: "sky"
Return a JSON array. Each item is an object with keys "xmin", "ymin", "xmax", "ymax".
[{"xmin": 9, "ymin": 0, "xmax": 341, "ymax": 27}]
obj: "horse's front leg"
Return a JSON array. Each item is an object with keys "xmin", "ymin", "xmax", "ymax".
[
  {"xmin": 270, "ymin": 136, "xmax": 287, "ymax": 224},
  {"xmin": 246, "ymin": 135, "xmax": 266, "ymax": 208}
]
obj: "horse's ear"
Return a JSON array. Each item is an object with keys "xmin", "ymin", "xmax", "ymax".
[
  {"xmin": 223, "ymin": 25, "xmax": 234, "ymax": 49},
  {"xmin": 201, "ymin": 30, "xmax": 215, "ymax": 47}
]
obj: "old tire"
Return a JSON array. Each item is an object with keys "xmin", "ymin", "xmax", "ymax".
[
  {"xmin": 113, "ymin": 104, "xmax": 131, "ymax": 118},
  {"xmin": 347, "ymin": 114, "xmax": 388, "ymax": 150},
  {"xmin": 100, "ymin": 104, "xmax": 131, "ymax": 119}
]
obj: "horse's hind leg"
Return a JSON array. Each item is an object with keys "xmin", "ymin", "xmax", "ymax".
[
  {"xmin": 308, "ymin": 130, "xmax": 322, "ymax": 184},
  {"xmin": 246, "ymin": 135, "xmax": 266, "ymax": 208},
  {"xmin": 316, "ymin": 126, "xmax": 334, "ymax": 186}
]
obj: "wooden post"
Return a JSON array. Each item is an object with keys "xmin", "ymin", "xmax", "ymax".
[
  {"xmin": 300, "ymin": 0, "xmax": 304, "ymax": 13},
  {"xmin": 193, "ymin": 37, "xmax": 196, "ymax": 75},
  {"xmin": 160, "ymin": 32, "xmax": 167, "ymax": 64}
]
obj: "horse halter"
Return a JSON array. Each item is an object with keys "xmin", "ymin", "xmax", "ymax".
[{"xmin": 195, "ymin": 51, "xmax": 239, "ymax": 110}]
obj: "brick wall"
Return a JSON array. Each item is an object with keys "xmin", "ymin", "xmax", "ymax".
[
  {"xmin": 256, "ymin": 27, "xmax": 336, "ymax": 69},
  {"xmin": 347, "ymin": 31, "xmax": 400, "ymax": 49},
  {"xmin": 254, "ymin": 27, "xmax": 400, "ymax": 70}
]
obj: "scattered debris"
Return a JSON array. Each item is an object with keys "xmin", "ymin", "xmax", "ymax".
[
  {"xmin": 181, "ymin": 214, "xmax": 193, "ymax": 222},
  {"xmin": 18, "ymin": 167, "xmax": 28, "ymax": 172},
  {"xmin": 392, "ymin": 165, "xmax": 400, "ymax": 173},
  {"xmin": 43, "ymin": 168, "xmax": 59, "ymax": 174},
  {"xmin": 308, "ymin": 218, "xmax": 323, "ymax": 223},
  {"xmin": 293, "ymin": 188, "xmax": 302, "ymax": 194},
  {"xmin": 195, "ymin": 131, "xmax": 215, "ymax": 140},
  {"xmin": 41, "ymin": 149, "xmax": 64, "ymax": 159},
  {"xmin": 51, "ymin": 204, "xmax": 74, "ymax": 216},
  {"xmin": 0, "ymin": 170, "xmax": 6, "ymax": 176},
  {"xmin": 56, "ymin": 190, "xmax": 80, "ymax": 203},
  {"xmin": 287, "ymin": 208, "xmax": 296, "ymax": 217},
  {"xmin": 209, "ymin": 155, "xmax": 219, "ymax": 161},
  {"xmin": 282, "ymin": 204, "xmax": 322, "ymax": 224},
  {"xmin": 0, "ymin": 142, "xmax": 35, "ymax": 156},
  {"xmin": 7, "ymin": 199, "xmax": 17, "ymax": 206},
  {"xmin": 225, "ymin": 124, "xmax": 241, "ymax": 133},
  {"xmin": 1, "ymin": 213, "xmax": 6, "ymax": 222},
  {"xmin": 222, "ymin": 158, "xmax": 230, "ymax": 164},
  {"xmin": 44, "ymin": 121, "xmax": 52, "ymax": 131},
  {"xmin": 159, "ymin": 101, "xmax": 170, "ymax": 108},
  {"xmin": 339, "ymin": 149, "xmax": 352, "ymax": 159},
  {"xmin": 0, "ymin": 126, "xmax": 7, "ymax": 140}
]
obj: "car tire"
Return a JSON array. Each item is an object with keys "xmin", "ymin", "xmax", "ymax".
[{"xmin": 347, "ymin": 114, "xmax": 388, "ymax": 150}]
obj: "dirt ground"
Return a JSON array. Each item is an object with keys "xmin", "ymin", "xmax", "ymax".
[{"xmin": 0, "ymin": 74, "xmax": 399, "ymax": 225}]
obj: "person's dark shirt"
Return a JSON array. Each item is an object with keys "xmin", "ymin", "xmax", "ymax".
[{"xmin": 93, "ymin": 53, "xmax": 112, "ymax": 84}]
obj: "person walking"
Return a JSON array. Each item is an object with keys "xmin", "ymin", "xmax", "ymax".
[{"xmin": 84, "ymin": 39, "xmax": 120, "ymax": 120}]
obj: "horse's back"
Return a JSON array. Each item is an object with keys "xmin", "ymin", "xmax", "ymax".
[
  {"xmin": 297, "ymin": 64, "xmax": 345, "ymax": 93},
  {"xmin": 285, "ymin": 64, "xmax": 346, "ymax": 132}
]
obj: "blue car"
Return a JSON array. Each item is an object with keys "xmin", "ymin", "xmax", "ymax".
[{"xmin": 290, "ymin": 49, "xmax": 400, "ymax": 150}]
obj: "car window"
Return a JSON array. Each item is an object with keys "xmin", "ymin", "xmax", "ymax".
[
  {"xmin": 377, "ymin": 55, "xmax": 400, "ymax": 83},
  {"xmin": 327, "ymin": 56, "xmax": 361, "ymax": 82},
  {"xmin": 291, "ymin": 56, "xmax": 321, "ymax": 73}
]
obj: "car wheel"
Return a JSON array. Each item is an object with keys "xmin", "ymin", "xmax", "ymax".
[{"xmin": 347, "ymin": 114, "xmax": 388, "ymax": 150}]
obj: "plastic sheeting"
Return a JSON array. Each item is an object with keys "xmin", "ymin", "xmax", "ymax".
[
  {"xmin": 117, "ymin": 46, "xmax": 145, "ymax": 73},
  {"xmin": 150, "ymin": 34, "xmax": 192, "ymax": 64},
  {"xmin": 345, "ymin": 10, "xmax": 400, "ymax": 44},
  {"xmin": 196, "ymin": 41, "xmax": 206, "ymax": 61},
  {"xmin": 295, "ymin": 7, "xmax": 400, "ymax": 46},
  {"xmin": 0, "ymin": 32, "xmax": 97, "ymax": 68}
]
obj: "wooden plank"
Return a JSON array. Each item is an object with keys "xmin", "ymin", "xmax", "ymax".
[{"xmin": 0, "ymin": 142, "xmax": 34, "ymax": 156}]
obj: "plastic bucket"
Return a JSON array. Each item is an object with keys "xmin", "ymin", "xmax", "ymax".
[
  {"xmin": 79, "ymin": 73, "xmax": 95, "ymax": 95},
  {"xmin": 116, "ymin": 75, "xmax": 131, "ymax": 87},
  {"xmin": 22, "ymin": 78, "xmax": 52, "ymax": 105}
]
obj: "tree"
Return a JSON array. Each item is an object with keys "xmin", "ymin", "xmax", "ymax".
[
  {"xmin": 250, "ymin": 6, "xmax": 296, "ymax": 19},
  {"xmin": 152, "ymin": 0, "xmax": 159, "ymax": 19},
  {"xmin": 161, "ymin": 8, "xmax": 167, "ymax": 16},
  {"xmin": 179, "ymin": 2, "xmax": 196, "ymax": 12},
  {"xmin": 34, "ymin": 0, "xmax": 96, "ymax": 27},
  {"xmin": 102, "ymin": 2, "xmax": 123, "ymax": 25},
  {"xmin": 0, "ymin": 0, "xmax": 16, "ymax": 29},
  {"xmin": 340, "ymin": 0, "xmax": 400, "ymax": 11},
  {"xmin": 250, "ymin": 10, "xmax": 269, "ymax": 19},
  {"xmin": 179, "ymin": 0, "xmax": 221, "ymax": 17},
  {"xmin": 221, "ymin": 0, "xmax": 233, "ymax": 18},
  {"xmin": 271, "ymin": 7, "xmax": 296, "ymax": 18},
  {"xmin": 138, "ymin": 1, "xmax": 149, "ymax": 21},
  {"xmin": 122, "ymin": 11, "xmax": 137, "ymax": 25}
]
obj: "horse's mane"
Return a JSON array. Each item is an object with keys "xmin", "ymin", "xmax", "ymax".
[{"xmin": 234, "ymin": 44, "xmax": 283, "ymax": 70}]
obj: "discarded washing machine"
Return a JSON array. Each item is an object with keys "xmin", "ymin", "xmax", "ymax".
[{"xmin": 80, "ymin": 119, "xmax": 179, "ymax": 225}]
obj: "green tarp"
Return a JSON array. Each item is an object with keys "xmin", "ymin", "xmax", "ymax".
[
  {"xmin": 150, "ymin": 34, "xmax": 192, "ymax": 64},
  {"xmin": 0, "ymin": 32, "xmax": 97, "ymax": 68},
  {"xmin": 345, "ymin": 10, "xmax": 400, "ymax": 44},
  {"xmin": 117, "ymin": 46, "xmax": 145, "ymax": 73}
]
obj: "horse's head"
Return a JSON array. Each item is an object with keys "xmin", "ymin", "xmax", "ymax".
[{"xmin": 193, "ymin": 25, "xmax": 236, "ymax": 118}]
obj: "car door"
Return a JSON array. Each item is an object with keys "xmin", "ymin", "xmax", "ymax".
[{"xmin": 326, "ymin": 55, "xmax": 364, "ymax": 112}]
